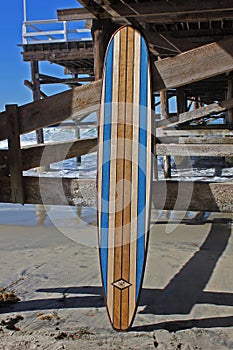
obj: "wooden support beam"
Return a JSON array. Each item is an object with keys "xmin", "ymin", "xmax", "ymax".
[
  {"xmin": 157, "ymin": 98, "xmax": 233, "ymax": 128},
  {"xmin": 0, "ymin": 177, "xmax": 97, "ymax": 207},
  {"xmin": 22, "ymin": 47, "xmax": 94, "ymax": 62},
  {"xmin": 0, "ymin": 151, "xmax": 8, "ymax": 176},
  {"xmin": 31, "ymin": 60, "xmax": 44, "ymax": 144},
  {"xmin": 39, "ymin": 74, "xmax": 94, "ymax": 85},
  {"xmin": 156, "ymin": 115, "xmax": 178, "ymax": 128},
  {"xmin": 160, "ymin": 88, "xmax": 171, "ymax": 178},
  {"xmin": 157, "ymin": 129, "xmax": 233, "ymax": 137},
  {"xmin": 57, "ymin": 7, "xmax": 97, "ymax": 21},
  {"xmin": 0, "ymin": 80, "xmax": 101, "ymax": 142},
  {"xmin": 135, "ymin": 11, "xmax": 233, "ymax": 24},
  {"xmin": 92, "ymin": 21, "xmax": 105, "ymax": 80},
  {"xmin": 226, "ymin": 75, "xmax": 233, "ymax": 128},
  {"xmin": 153, "ymin": 37, "xmax": 233, "ymax": 92},
  {"xmin": 145, "ymin": 32, "xmax": 198, "ymax": 56},
  {"xmin": 156, "ymin": 144, "xmax": 233, "ymax": 157},
  {"xmin": 91, "ymin": 19, "xmax": 117, "ymax": 79},
  {"xmin": 21, "ymin": 137, "xmax": 97, "ymax": 171},
  {"xmin": 24, "ymin": 80, "xmax": 47, "ymax": 99},
  {"xmin": 6, "ymin": 105, "xmax": 24, "ymax": 204},
  {"xmin": 176, "ymin": 87, "xmax": 187, "ymax": 115},
  {"xmin": 58, "ymin": 1, "xmax": 233, "ymax": 23},
  {"xmin": 76, "ymin": 0, "xmax": 110, "ymax": 18},
  {"xmin": 113, "ymin": 0, "xmax": 233, "ymax": 18},
  {"xmin": 93, "ymin": 0, "xmax": 129, "ymax": 22},
  {"xmin": 158, "ymin": 136, "xmax": 233, "ymax": 144},
  {"xmin": 0, "ymin": 177, "xmax": 232, "ymax": 212},
  {"xmin": 178, "ymin": 124, "xmax": 230, "ymax": 130},
  {"xmin": 179, "ymin": 98, "xmax": 233, "ymax": 124},
  {"xmin": 153, "ymin": 181, "xmax": 233, "ymax": 213}
]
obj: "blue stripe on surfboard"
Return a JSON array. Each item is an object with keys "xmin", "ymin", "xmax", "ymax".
[
  {"xmin": 100, "ymin": 39, "xmax": 114, "ymax": 294},
  {"xmin": 136, "ymin": 36, "xmax": 148, "ymax": 298}
]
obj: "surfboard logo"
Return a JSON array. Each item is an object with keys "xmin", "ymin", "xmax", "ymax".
[{"xmin": 112, "ymin": 279, "xmax": 132, "ymax": 290}]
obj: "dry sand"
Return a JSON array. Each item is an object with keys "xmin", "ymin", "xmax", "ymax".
[{"xmin": 0, "ymin": 205, "xmax": 233, "ymax": 349}]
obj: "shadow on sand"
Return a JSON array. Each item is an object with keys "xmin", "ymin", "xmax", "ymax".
[{"xmin": 1, "ymin": 218, "xmax": 233, "ymax": 332}]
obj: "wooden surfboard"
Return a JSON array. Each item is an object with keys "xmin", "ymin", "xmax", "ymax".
[{"xmin": 98, "ymin": 25, "xmax": 153, "ymax": 331}]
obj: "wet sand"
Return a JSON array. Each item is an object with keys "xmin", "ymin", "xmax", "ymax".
[{"xmin": 0, "ymin": 206, "xmax": 233, "ymax": 349}]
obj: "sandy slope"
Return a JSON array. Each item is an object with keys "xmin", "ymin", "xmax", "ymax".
[{"xmin": 0, "ymin": 207, "xmax": 233, "ymax": 349}]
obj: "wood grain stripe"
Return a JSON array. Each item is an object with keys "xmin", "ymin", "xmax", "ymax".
[
  {"xmin": 113, "ymin": 26, "xmax": 128, "ymax": 330},
  {"xmin": 129, "ymin": 30, "xmax": 141, "ymax": 322},
  {"xmin": 98, "ymin": 72, "xmax": 106, "ymax": 239},
  {"xmin": 121, "ymin": 26, "xmax": 135, "ymax": 330},
  {"xmin": 107, "ymin": 31, "xmax": 120, "ymax": 323},
  {"xmin": 145, "ymin": 64, "xmax": 152, "ymax": 246}
]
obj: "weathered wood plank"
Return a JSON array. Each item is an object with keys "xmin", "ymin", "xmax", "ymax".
[
  {"xmin": 179, "ymin": 98, "xmax": 233, "ymax": 124},
  {"xmin": 59, "ymin": 9, "xmax": 233, "ymax": 22},
  {"xmin": 57, "ymin": 7, "xmax": 97, "ymax": 21},
  {"xmin": 24, "ymin": 80, "xmax": 48, "ymax": 98},
  {"xmin": 58, "ymin": 1, "xmax": 233, "ymax": 22},
  {"xmin": 153, "ymin": 181, "xmax": 233, "ymax": 213},
  {"xmin": 158, "ymin": 136, "xmax": 233, "ymax": 144},
  {"xmin": 23, "ymin": 47, "xmax": 94, "ymax": 62},
  {"xmin": 157, "ymin": 129, "xmax": 233, "ymax": 137},
  {"xmin": 1, "ymin": 138, "xmax": 97, "ymax": 174},
  {"xmin": 156, "ymin": 98, "xmax": 233, "ymax": 128},
  {"xmin": 113, "ymin": 0, "xmax": 233, "ymax": 18},
  {"xmin": 0, "ymin": 177, "xmax": 232, "ymax": 212},
  {"xmin": 0, "ymin": 177, "xmax": 97, "ymax": 207},
  {"xmin": 180, "ymin": 137, "xmax": 233, "ymax": 144},
  {"xmin": 0, "ymin": 81, "xmax": 101, "ymax": 142},
  {"xmin": 6, "ymin": 105, "xmax": 24, "ymax": 203},
  {"xmin": 227, "ymin": 75, "xmax": 233, "ymax": 127},
  {"xmin": 31, "ymin": 60, "xmax": 44, "ymax": 144},
  {"xmin": 160, "ymin": 88, "xmax": 171, "ymax": 178},
  {"xmin": 156, "ymin": 115, "xmax": 178, "ymax": 128},
  {"xmin": 0, "ymin": 150, "xmax": 8, "ymax": 176},
  {"xmin": 22, "ymin": 137, "xmax": 97, "ymax": 171},
  {"xmin": 140, "ymin": 11, "xmax": 233, "ymax": 23},
  {"xmin": 153, "ymin": 37, "xmax": 233, "ymax": 91},
  {"xmin": 156, "ymin": 143, "xmax": 233, "ymax": 157},
  {"xmin": 39, "ymin": 74, "xmax": 94, "ymax": 85},
  {"xmin": 76, "ymin": 0, "xmax": 111, "ymax": 18}
]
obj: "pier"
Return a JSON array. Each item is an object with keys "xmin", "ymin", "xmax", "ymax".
[{"xmin": 0, "ymin": 0, "xmax": 233, "ymax": 212}]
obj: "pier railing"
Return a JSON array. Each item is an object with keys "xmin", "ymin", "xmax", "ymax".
[{"xmin": 22, "ymin": 19, "xmax": 92, "ymax": 44}]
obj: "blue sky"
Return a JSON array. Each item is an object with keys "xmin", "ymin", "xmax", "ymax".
[{"xmin": 0, "ymin": 1, "xmax": 82, "ymax": 111}]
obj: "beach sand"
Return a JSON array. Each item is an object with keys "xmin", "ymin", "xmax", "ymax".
[{"xmin": 0, "ymin": 206, "xmax": 233, "ymax": 349}]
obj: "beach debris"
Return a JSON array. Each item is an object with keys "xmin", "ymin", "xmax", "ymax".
[
  {"xmin": 0, "ymin": 277, "xmax": 25, "ymax": 307},
  {"xmin": 37, "ymin": 311, "xmax": 60, "ymax": 321},
  {"xmin": 0, "ymin": 315, "xmax": 24, "ymax": 331},
  {"xmin": 55, "ymin": 327, "xmax": 93, "ymax": 341},
  {"xmin": 0, "ymin": 288, "xmax": 20, "ymax": 306},
  {"xmin": 58, "ymin": 292, "xmax": 67, "ymax": 303}
]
